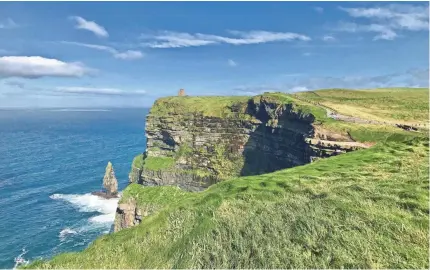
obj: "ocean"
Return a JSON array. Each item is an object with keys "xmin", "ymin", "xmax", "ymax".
[{"xmin": 0, "ymin": 108, "xmax": 148, "ymax": 268}]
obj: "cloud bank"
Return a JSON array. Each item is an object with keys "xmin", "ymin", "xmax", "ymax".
[
  {"xmin": 0, "ymin": 56, "xmax": 94, "ymax": 78},
  {"xmin": 337, "ymin": 3, "xmax": 429, "ymax": 40}
]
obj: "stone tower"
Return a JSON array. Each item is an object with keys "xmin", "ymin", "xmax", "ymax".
[{"xmin": 178, "ymin": 89, "xmax": 185, "ymax": 96}]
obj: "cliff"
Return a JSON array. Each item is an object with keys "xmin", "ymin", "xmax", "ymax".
[
  {"xmin": 128, "ymin": 93, "xmax": 369, "ymax": 192},
  {"xmin": 25, "ymin": 88, "xmax": 429, "ymax": 269}
]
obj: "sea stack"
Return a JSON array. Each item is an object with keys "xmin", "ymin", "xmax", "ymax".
[
  {"xmin": 104, "ymin": 161, "xmax": 118, "ymax": 196},
  {"xmin": 92, "ymin": 161, "xmax": 119, "ymax": 199}
]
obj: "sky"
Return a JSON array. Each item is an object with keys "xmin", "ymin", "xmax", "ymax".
[{"xmin": 0, "ymin": 1, "xmax": 428, "ymax": 108}]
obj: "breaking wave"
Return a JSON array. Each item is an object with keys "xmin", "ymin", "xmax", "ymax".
[
  {"xmin": 51, "ymin": 192, "xmax": 120, "ymax": 239},
  {"xmin": 50, "ymin": 193, "xmax": 119, "ymax": 219}
]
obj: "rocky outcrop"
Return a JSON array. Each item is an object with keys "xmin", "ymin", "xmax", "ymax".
[
  {"xmin": 129, "ymin": 94, "xmax": 369, "ymax": 191},
  {"xmin": 128, "ymin": 166, "xmax": 142, "ymax": 184},
  {"xmin": 92, "ymin": 161, "xmax": 119, "ymax": 199},
  {"xmin": 114, "ymin": 199, "xmax": 157, "ymax": 232},
  {"xmin": 114, "ymin": 199, "xmax": 137, "ymax": 232},
  {"xmin": 140, "ymin": 169, "xmax": 219, "ymax": 192},
  {"xmin": 103, "ymin": 162, "xmax": 118, "ymax": 196}
]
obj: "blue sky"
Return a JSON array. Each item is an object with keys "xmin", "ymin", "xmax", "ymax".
[{"xmin": 0, "ymin": 1, "xmax": 428, "ymax": 108}]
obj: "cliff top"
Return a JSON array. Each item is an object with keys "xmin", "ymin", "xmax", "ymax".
[
  {"xmin": 149, "ymin": 92, "xmax": 329, "ymax": 123},
  {"xmin": 150, "ymin": 95, "xmax": 253, "ymax": 118},
  {"xmin": 149, "ymin": 88, "xmax": 428, "ymax": 127}
]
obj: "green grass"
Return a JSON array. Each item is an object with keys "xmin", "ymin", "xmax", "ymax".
[
  {"xmin": 150, "ymin": 96, "xmax": 253, "ymax": 119},
  {"xmin": 26, "ymin": 134, "xmax": 429, "ymax": 269},
  {"xmin": 142, "ymin": 156, "xmax": 175, "ymax": 171},
  {"xmin": 295, "ymin": 88, "xmax": 429, "ymax": 124},
  {"xmin": 132, "ymin": 154, "xmax": 145, "ymax": 169}
]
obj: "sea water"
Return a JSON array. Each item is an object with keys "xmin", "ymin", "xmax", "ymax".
[{"xmin": 0, "ymin": 108, "xmax": 148, "ymax": 268}]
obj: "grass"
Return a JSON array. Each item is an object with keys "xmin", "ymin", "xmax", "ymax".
[
  {"xmin": 295, "ymin": 88, "xmax": 429, "ymax": 125},
  {"xmin": 150, "ymin": 96, "xmax": 253, "ymax": 119},
  {"xmin": 131, "ymin": 154, "xmax": 145, "ymax": 169},
  {"xmin": 26, "ymin": 134, "xmax": 429, "ymax": 269},
  {"xmin": 142, "ymin": 156, "xmax": 176, "ymax": 171}
]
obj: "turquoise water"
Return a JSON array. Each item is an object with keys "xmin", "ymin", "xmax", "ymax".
[{"xmin": 0, "ymin": 108, "xmax": 148, "ymax": 268}]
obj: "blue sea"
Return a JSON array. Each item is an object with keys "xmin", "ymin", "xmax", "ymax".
[{"xmin": 0, "ymin": 108, "xmax": 148, "ymax": 268}]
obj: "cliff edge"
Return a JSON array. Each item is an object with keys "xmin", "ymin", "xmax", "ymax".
[{"xmin": 129, "ymin": 93, "xmax": 369, "ymax": 192}]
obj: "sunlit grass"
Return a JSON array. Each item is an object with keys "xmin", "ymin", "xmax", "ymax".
[{"xmin": 26, "ymin": 135, "xmax": 429, "ymax": 269}]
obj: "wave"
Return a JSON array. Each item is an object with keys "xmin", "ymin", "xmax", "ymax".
[
  {"xmin": 59, "ymin": 228, "xmax": 77, "ymax": 241},
  {"xmin": 50, "ymin": 193, "xmax": 120, "ymax": 229},
  {"xmin": 89, "ymin": 213, "xmax": 116, "ymax": 224},
  {"xmin": 50, "ymin": 193, "xmax": 120, "ymax": 214}
]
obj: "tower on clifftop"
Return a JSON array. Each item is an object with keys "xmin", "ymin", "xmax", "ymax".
[{"xmin": 178, "ymin": 89, "xmax": 185, "ymax": 96}]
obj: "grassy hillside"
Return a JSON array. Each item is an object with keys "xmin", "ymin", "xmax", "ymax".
[
  {"xmin": 25, "ymin": 88, "xmax": 429, "ymax": 269},
  {"xmin": 295, "ymin": 88, "xmax": 429, "ymax": 125},
  {"xmin": 27, "ymin": 134, "xmax": 428, "ymax": 269}
]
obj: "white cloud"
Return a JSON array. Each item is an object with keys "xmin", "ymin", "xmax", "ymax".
[
  {"xmin": 337, "ymin": 22, "xmax": 397, "ymax": 40},
  {"xmin": 0, "ymin": 56, "xmax": 94, "ymax": 78},
  {"xmin": 55, "ymin": 87, "xmax": 147, "ymax": 96},
  {"xmin": 227, "ymin": 59, "xmax": 237, "ymax": 67},
  {"xmin": 114, "ymin": 50, "xmax": 143, "ymax": 60},
  {"xmin": 337, "ymin": 3, "xmax": 429, "ymax": 40},
  {"xmin": 0, "ymin": 18, "xmax": 18, "ymax": 29},
  {"xmin": 70, "ymin": 16, "xmax": 109, "ymax": 37},
  {"xmin": 141, "ymin": 30, "xmax": 311, "ymax": 48},
  {"xmin": 314, "ymin": 7, "xmax": 324, "ymax": 13},
  {"xmin": 142, "ymin": 32, "xmax": 216, "ymax": 48},
  {"xmin": 322, "ymin": 35, "xmax": 336, "ymax": 41},
  {"xmin": 61, "ymin": 41, "xmax": 144, "ymax": 60}
]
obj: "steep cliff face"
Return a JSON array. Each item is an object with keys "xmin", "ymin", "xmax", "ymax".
[
  {"xmin": 128, "ymin": 93, "xmax": 367, "ymax": 192},
  {"xmin": 114, "ymin": 198, "xmax": 158, "ymax": 232}
]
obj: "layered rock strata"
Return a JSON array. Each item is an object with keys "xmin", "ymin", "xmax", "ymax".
[{"xmin": 129, "ymin": 95, "xmax": 367, "ymax": 191}]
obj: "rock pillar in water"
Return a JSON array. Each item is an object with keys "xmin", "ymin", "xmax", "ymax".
[{"xmin": 103, "ymin": 161, "xmax": 118, "ymax": 196}]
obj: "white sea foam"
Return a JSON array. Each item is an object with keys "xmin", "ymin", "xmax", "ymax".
[
  {"xmin": 89, "ymin": 213, "xmax": 116, "ymax": 224},
  {"xmin": 50, "ymin": 192, "xmax": 120, "ymax": 226},
  {"xmin": 59, "ymin": 228, "xmax": 77, "ymax": 241}
]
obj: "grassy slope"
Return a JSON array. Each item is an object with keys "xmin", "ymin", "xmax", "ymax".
[
  {"xmin": 27, "ymin": 88, "xmax": 429, "ymax": 268},
  {"xmin": 295, "ymin": 88, "xmax": 429, "ymax": 125},
  {"xmin": 28, "ymin": 135, "xmax": 429, "ymax": 269}
]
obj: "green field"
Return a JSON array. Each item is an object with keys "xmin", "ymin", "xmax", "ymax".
[
  {"xmin": 25, "ymin": 88, "xmax": 429, "ymax": 269},
  {"xmin": 295, "ymin": 88, "xmax": 429, "ymax": 125}
]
